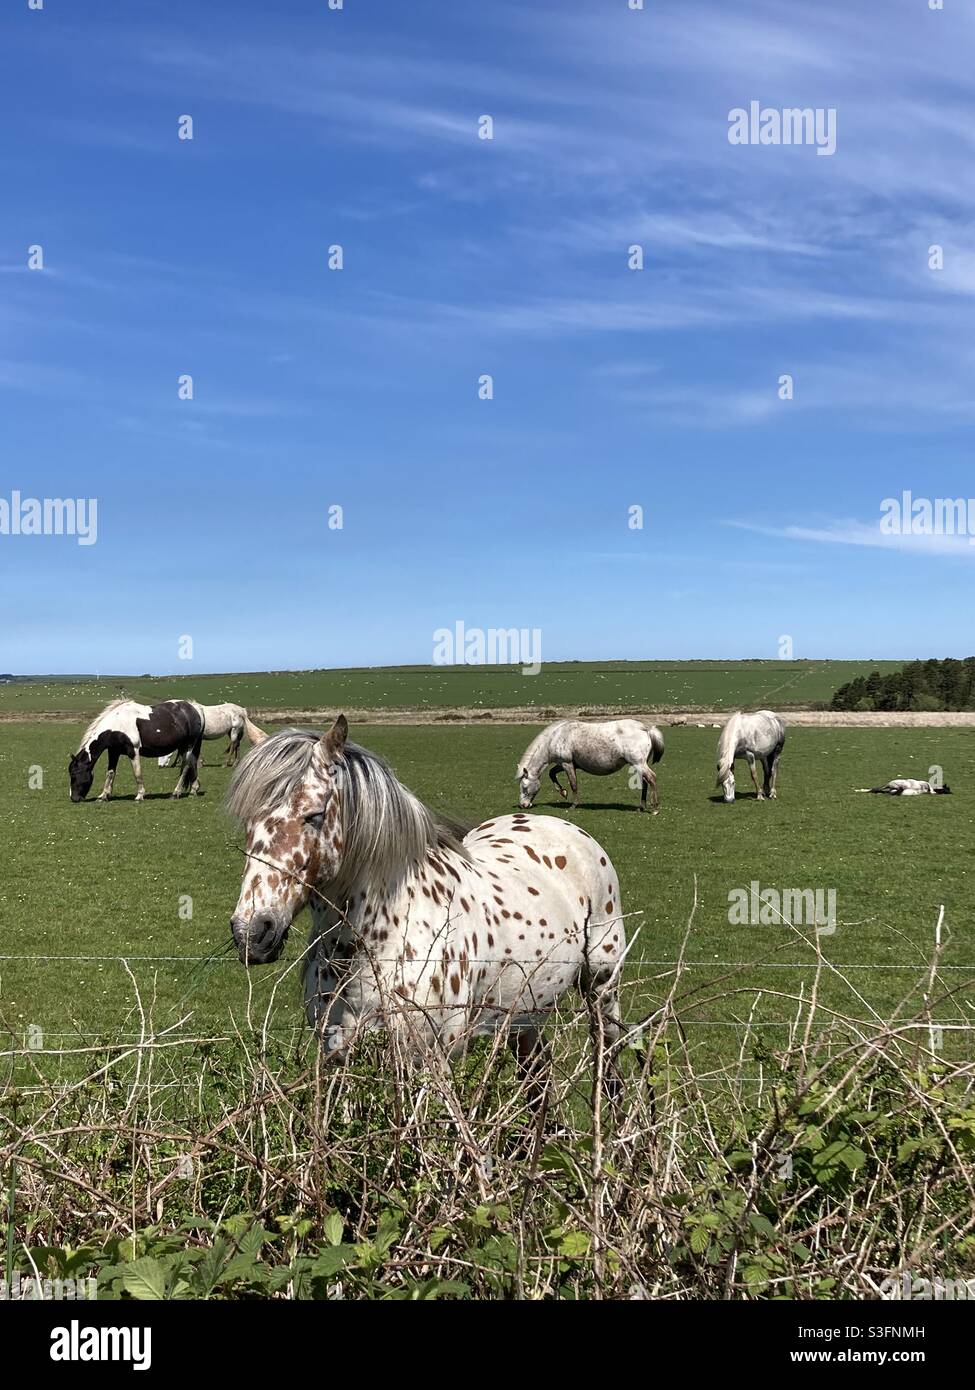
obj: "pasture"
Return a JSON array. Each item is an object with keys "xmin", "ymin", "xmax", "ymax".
[
  {"xmin": 0, "ymin": 658, "xmax": 907, "ymax": 718},
  {"xmin": 2, "ymin": 717, "xmax": 972, "ymax": 1083}
]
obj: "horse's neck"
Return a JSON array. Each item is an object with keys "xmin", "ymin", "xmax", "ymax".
[
  {"xmin": 527, "ymin": 730, "xmax": 554, "ymax": 771},
  {"xmin": 322, "ymin": 843, "xmax": 457, "ymax": 936},
  {"xmin": 84, "ymin": 712, "xmax": 114, "ymax": 753}
]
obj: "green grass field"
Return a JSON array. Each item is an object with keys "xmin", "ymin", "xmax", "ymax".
[
  {"xmin": 0, "ymin": 659, "xmax": 909, "ymax": 717},
  {"xmin": 2, "ymin": 719, "xmax": 972, "ymax": 1085}
]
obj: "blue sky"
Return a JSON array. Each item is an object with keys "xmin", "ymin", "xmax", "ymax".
[{"xmin": 2, "ymin": 0, "xmax": 973, "ymax": 674}]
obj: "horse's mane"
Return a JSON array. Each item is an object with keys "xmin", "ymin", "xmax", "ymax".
[
  {"xmin": 77, "ymin": 698, "xmax": 131, "ymax": 753},
  {"xmin": 518, "ymin": 723, "xmax": 563, "ymax": 774},
  {"xmin": 227, "ymin": 728, "xmax": 471, "ymax": 891},
  {"xmin": 716, "ymin": 712, "xmax": 742, "ymax": 781}
]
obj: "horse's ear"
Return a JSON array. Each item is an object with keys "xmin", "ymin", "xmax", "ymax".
[{"xmin": 321, "ymin": 714, "xmax": 349, "ymax": 758}]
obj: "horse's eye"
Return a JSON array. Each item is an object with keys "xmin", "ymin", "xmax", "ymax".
[{"xmin": 304, "ymin": 811, "xmax": 325, "ymax": 830}]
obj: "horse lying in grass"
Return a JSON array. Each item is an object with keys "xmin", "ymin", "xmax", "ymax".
[
  {"xmin": 516, "ymin": 719, "xmax": 665, "ymax": 813},
  {"xmin": 68, "ymin": 698, "xmax": 205, "ymax": 802},
  {"xmin": 159, "ymin": 701, "xmax": 266, "ymax": 769},
  {"xmin": 857, "ymin": 778, "xmax": 952, "ymax": 796},
  {"xmin": 226, "ymin": 717, "xmax": 631, "ymax": 1082},
  {"xmin": 716, "ymin": 710, "xmax": 786, "ymax": 803}
]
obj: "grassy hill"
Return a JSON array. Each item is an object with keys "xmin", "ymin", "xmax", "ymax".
[{"xmin": 0, "ymin": 659, "xmax": 908, "ymax": 717}]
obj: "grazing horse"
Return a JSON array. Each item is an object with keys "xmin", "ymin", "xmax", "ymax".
[
  {"xmin": 68, "ymin": 698, "xmax": 204, "ymax": 802},
  {"xmin": 516, "ymin": 719, "xmax": 665, "ymax": 813},
  {"xmin": 227, "ymin": 717, "xmax": 628, "ymax": 1073},
  {"xmin": 716, "ymin": 710, "xmax": 786, "ymax": 803},
  {"xmin": 159, "ymin": 702, "xmax": 265, "ymax": 769}
]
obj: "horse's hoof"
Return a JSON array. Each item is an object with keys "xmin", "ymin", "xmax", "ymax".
[
  {"xmin": 172, "ymin": 791, "xmax": 182, "ymax": 800},
  {"xmin": 757, "ymin": 793, "xmax": 765, "ymax": 801},
  {"xmin": 769, "ymin": 791, "xmax": 777, "ymax": 800},
  {"xmin": 135, "ymin": 793, "xmax": 145, "ymax": 802}
]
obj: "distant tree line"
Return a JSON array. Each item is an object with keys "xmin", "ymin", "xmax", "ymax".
[{"xmin": 831, "ymin": 658, "xmax": 975, "ymax": 712}]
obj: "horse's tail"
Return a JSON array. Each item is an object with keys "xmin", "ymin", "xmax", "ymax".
[
  {"xmin": 243, "ymin": 713, "xmax": 268, "ymax": 745},
  {"xmin": 716, "ymin": 714, "xmax": 740, "ymax": 786},
  {"xmin": 646, "ymin": 724, "xmax": 665, "ymax": 764}
]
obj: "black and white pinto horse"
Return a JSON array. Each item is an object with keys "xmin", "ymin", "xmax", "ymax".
[{"xmin": 68, "ymin": 698, "xmax": 205, "ymax": 802}]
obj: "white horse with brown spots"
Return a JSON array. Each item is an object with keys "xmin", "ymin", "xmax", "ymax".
[
  {"xmin": 227, "ymin": 718, "xmax": 629, "ymax": 1081},
  {"xmin": 517, "ymin": 719, "xmax": 665, "ymax": 813}
]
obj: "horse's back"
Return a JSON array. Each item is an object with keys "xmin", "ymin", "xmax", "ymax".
[
  {"xmin": 136, "ymin": 699, "xmax": 205, "ymax": 756},
  {"xmin": 464, "ymin": 812, "xmax": 624, "ymax": 962},
  {"xmin": 740, "ymin": 709, "xmax": 785, "ymax": 752},
  {"xmin": 558, "ymin": 719, "xmax": 646, "ymax": 772}
]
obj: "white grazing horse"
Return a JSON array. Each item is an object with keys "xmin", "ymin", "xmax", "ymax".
[
  {"xmin": 716, "ymin": 710, "xmax": 786, "ymax": 803},
  {"xmin": 227, "ymin": 718, "xmax": 629, "ymax": 1077},
  {"xmin": 159, "ymin": 702, "xmax": 265, "ymax": 768},
  {"xmin": 517, "ymin": 719, "xmax": 665, "ymax": 813}
]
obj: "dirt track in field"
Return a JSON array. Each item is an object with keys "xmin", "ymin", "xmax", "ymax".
[
  {"xmin": 4, "ymin": 706, "xmax": 975, "ymax": 729},
  {"xmin": 212, "ymin": 706, "xmax": 975, "ymax": 729}
]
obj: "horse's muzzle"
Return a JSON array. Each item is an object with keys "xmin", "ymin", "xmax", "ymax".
[{"xmin": 230, "ymin": 912, "xmax": 290, "ymax": 965}]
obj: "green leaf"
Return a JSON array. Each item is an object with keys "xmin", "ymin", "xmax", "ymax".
[
  {"xmin": 310, "ymin": 1245, "xmax": 356, "ymax": 1278},
  {"xmin": 120, "ymin": 1257, "xmax": 167, "ymax": 1301},
  {"xmin": 558, "ymin": 1231, "xmax": 590, "ymax": 1259},
  {"xmin": 810, "ymin": 1140, "xmax": 866, "ymax": 1182},
  {"xmin": 689, "ymin": 1225, "xmax": 710, "ymax": 1254},
  {"xmin": 323, "ymin": 1213, "xmax": 344, "ymax": 1247}
]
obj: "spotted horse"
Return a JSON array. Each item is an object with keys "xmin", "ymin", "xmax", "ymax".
[
  {"xmin": 227, "ymin": 717, "xmax": 631, "ymax": 1089},
  {"xmin": 68, "ymin": 698, "xmax": 205, "ymax": 802}
]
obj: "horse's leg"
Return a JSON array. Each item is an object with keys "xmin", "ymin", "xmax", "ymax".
[
  {"xmin": 97, "ymin": 751, "xmax": 120, "ymax": 801},
  {"xmin": 767, "ymin": 746, "xmax": 782, "ymax": 799},
  {"xmin": 760, "ymin": 755, "xmax": 773, "ymax": 798},
  {"xmin": 565, "ymin": 762, "xmax": 578, "ymax": 808},
  {"xmin": 172, "ymin": 738, "xmax": 202, "ymax": 797},
  {"xmin": 549, "ymin": 763, "xmax": 568, "ymax": 799},
  {"xmin": 746, "ymin": 751, "xmax": 763, "ymax": 799},
  {"xmin": 508, "ymin": 1024, "xmax": 552, "ymax": 1115},
  {"xmin": 579, "ymin": 967, "xmax": 624, "ymax": 1102},
  {"xmin": 186, "ymin": 736, "xmax": 203, "ymax": 795},
  {"xmin": 171, "ymin": 745, "xmax": 188, "ymax": 798},
  {"xmin": 131, "ymin": 749, "xmax": 146, "ymax": 801},
  {"xmin": 640, "ymin": 764, "xmax": 659, "ymax": 814}
]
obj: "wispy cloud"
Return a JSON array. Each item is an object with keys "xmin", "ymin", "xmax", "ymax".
[{"xmin": 725, "ymin": 519, "xmax": 975, "ymax": 558}]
